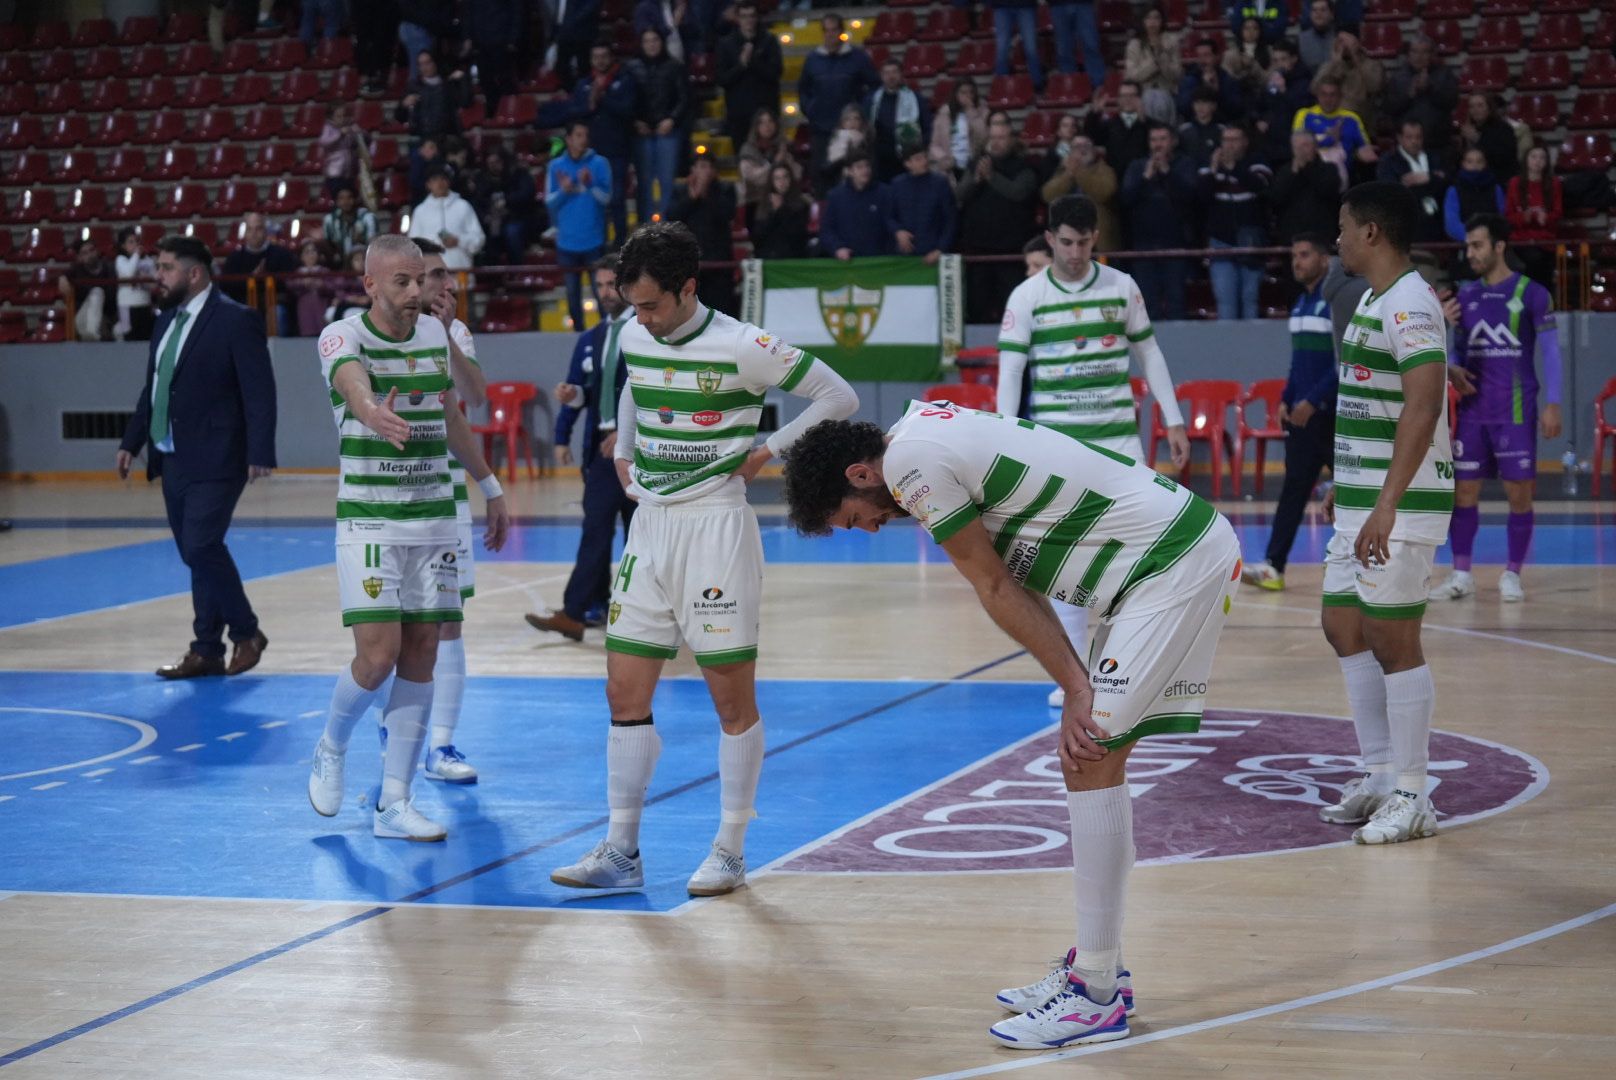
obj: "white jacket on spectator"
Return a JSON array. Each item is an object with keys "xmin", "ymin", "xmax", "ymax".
[{"xmin": 407, "ymin": 191, "xmax": 485, "ymax": 270}]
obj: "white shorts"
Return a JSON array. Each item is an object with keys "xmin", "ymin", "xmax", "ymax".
[
  {"xmin": 455, "ymin": 522, "xmax": 476, "ymax": 600},
  {"xmin": 1322, "ymin": 531, "xmax": 1435, "ymax": 621},
  {"xmin": 336, "ymin": 541, "xmax": 463, "ymax": 627},
  {"xmin": 605, "ymin": 498, "xmax": 763, "ymax": 667},
  {"xmin": 1087, "ymin": 531, "xmax": 1241, "ymax": 749}
]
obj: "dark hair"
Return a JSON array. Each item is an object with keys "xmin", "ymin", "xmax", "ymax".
[
  {"xmin": 1272, "ymin": 38, "xmax": 1298, "ymax": 57},
  {"xmin": 1291, "ymin": 231, "xmax": 1334, "ymax": 254},
  {"xmin": 413, "ymin": 237, "xmax": 446, "ymax": 256},
  {"xmin": 901, "ymin": 140, "xmax": 928, "ymax": 160},
  {"xmin": 1194, "ymin": 36, "xmax": 1216, "ymax": 53},
  {"xmin": 1342, "ymin": 181, "xmax": 1418, "ymax": 254},
  {"xmin": 782, "ymin": 420, "xmax": 889, "ymax": 537},
  {"xmin": 157, "ymin": 234, "xmax": 214, "ymax": 269},
  {"xmin": 1315, "ymin": 76, "xmax": 1343, "ymax": 92},
  {"xmin": 821, "ymin": 11, "xmax": 843, "ymax": 30},
  {"xmin": 117, "ymin": 226, "xmax": 138, "ymax": 246},
  {"xmin": 1399, "ymin": 118, "xmax": 1425, "ymax": 134},
  {"xmin": 1023, "ymin": 235, "xmax": 1053, "ymax": 256},
  {"xmin": 594, "ymin": 251, "xmax": 621, "ymax": 275},
  {"xmin": 1048, "ymin": 194, "xmax": 1099, "ymax": 234},
  {"xmin": 425, "ymin": 163, "xmax": 451, "ymax": 182},
  {"xmin": 563, "ymin": 118, "xmax": 589, "ymax": 137},
  {"xmin": 1118, "ymin": 79, "xmax": 1142, "ymax": 96},
  {"xmin": 1145, "ymin": 119, "xmax": 1174, "ymax": 139},
  {"xmin": 735, "ymin": 0, "xmax": 758, "ymax": 11},
  {"xmin": 881, "ymin": 57, "xmax": 902, "ymax": 70},
  {"xmin": 1191, "ymin": 87, "xmax": 1220, "ymax": 106},
  {"xmin": 843, "ymin": 150, "xmax": 872, "ymax": 170},
  {"xmin": 1133, "ymin": 5, "xmax": 1167, "ymax": 39},
  {"xmin": 617, "ymin": 220, "xmax": 701, "ymax": 296},
  {"xmin": 1465, "ymin": 212, "xmax": 1510, "ymax": 245}
]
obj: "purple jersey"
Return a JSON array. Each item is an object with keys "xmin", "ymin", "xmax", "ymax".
[{"xmin": 1452, "ymin": 273, "xmax": 1555, "ymax": 425}]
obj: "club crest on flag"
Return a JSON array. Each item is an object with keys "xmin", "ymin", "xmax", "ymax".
[
  {"xmin": 696, "ymin": 367, "xmax": 721, "ymax": 396},
  {"xmin": 362, "ymin": 576, "xmax": 383, "ymax": 599},
  {"xmin": 819, "ymin": 284, "xmax": 882, "ymax": 349}
]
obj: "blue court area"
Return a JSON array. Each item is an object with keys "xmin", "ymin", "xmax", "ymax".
[{"xmin": 0, "ymin": 668, "xmax": 1048, "ymax": 912}]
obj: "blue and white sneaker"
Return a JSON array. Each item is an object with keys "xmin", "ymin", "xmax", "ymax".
[
  {"xmin": 996, "ymin": 948, "xmax": 1135, "ymax": 1016},
  {"xmin": 373, "ymin": 797, "xmax": 447, "ymax": 841},
  {"xmin": 550, "ymin": 840, "xmax": 645, "ymax": 891},
  {"xmin": 424, "ymin": 744, "xmax": 478, "ymax": 784},
  {"xmin": 990, "ymin": 975, "xmax": 1130, "ymax": 1049}
]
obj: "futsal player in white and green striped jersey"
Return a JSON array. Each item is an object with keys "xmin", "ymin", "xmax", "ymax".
[
  {"xmin": 307, "ymin": 236, "xmax": 510, "ymax": 842},
  {"xmin": 548, "ymin": 222, "xmax": 858, "ymax": 898}
]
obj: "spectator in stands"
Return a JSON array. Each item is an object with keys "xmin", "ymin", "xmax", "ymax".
[
  {"xmin": 1177, "ymin": 38, "xmax": 1245, "ymax": 124},
  {"xmin": 541, "ymin": 42, "xmax": 637, "ymax": 247},
  {"xmin": 1309, "ymin": 28, "xmax": 1382, "ymax": 133},
  {"xmin": 1297, "ymin": 0, "xmax": 1336, "ymax": 74},
  {"xmin": 889, "ymin": 143, "xmax": 956, "ymax": 263},
  {"xmin": 715, "ymin": 1, "xmax": 782, "ymax": 153},
  {"xmin": 408, "ymin": 164, "xmax": 485, "ymax": 271},
  {"xmin": 545, "ymin": 121, "xmax": 613, "ymax": 328},
  {"xmin": 1124, "ymin": 6, "xmax": 1183, "ymax": 124},
  {"xmin": 746, "ymin": 162, "xmax": 812, "ymax": 260},
  {"xmin": 288, "ymin": 239, "xmax": 337, "ymax": 337},
  {"xmin": 323, "ymin": 184, "xmax": 379, "ymax": 258},
  {"xmin": 1251, "ymin": 39, "xmax": 1312, "ymax": 165},
  {"xmin": 1382, "ymin": 35, "xmax": 1459, "ymax": 156},
  {"xmin": 820, "ymin": 151, "xmax": 894, "ymax": 260},
  {"xmin": 957, "ymin": 112, "xmax": 1039, "ymax": 322},
  {"xmin": 331, "ymin": 248, "xmax": 370, "ymax": 318},
  {"xmin": 408, "ymin": 136, "xmax": 444, "ymax": 204},
  {"xmin": 114, "ymin": 227, "xmax": 156, "ymax": 343},
  {"xmin": 1294, "ymin": 78, "xmax": 1375, "ymax": 186},
  {"xmin": 1227, "ymin": 1, "xmax": 1287, "ymax": 45},
  {"xmin": 631, "ymin": 26, "xmax": 689, "ymax": 223},
  {"xmin": 668, "ymin": 155, "xmax": 739, "ymax": 312},
  {"xmin": 1023, "ymin": 234, "xmax": 1053, "ymax": 277},
  {"xmin": 1222, "ymin": 18, "xmax": 1270, "ymax": 96},
  {"xmin": 930, "ymin": 79, "xmax": 990, "ymax": 180},
  {"xmin": 1505, "ymin": 145, "xmax": 1563, "ymax": 286},
  {"xmin": 1459, "ymin": 93, "xmax": 1520, "ymax": 185},
  {"xmin": 1086, "ymin": 81, "xmax": 1153, "ymax": 181},
  {"xmin": 471, "ymin": 145, "xmax": 542, "ymax": 265},
  {"xmin": 1119, "ymin": 122, "xmax": 1198, "ymax": 320},
  {"xmin": 1049, "ymin": 0, "xmax": 1107, "ymax": 83},
  {"xmin": 299, "ymin": 0, "xmax": 345, "ymax": 50},
  {"xmin": 396, "ymin": 51, "xmax": 467, "ymax": 143},
  {"xmin": 992, "ymin": 0, "xmax": 1046, "ymax": 93},
  {"xmin": 353, "ymin": 0, "xmax": 398, "ymax": 94},
  {"xmin": 1200, "ymin": 125, "xmax": 1272, "ymax": 320},
  {"xmin": 319, "ymin": 103, "xmax": 361, "ymax": 203},
  {"xmin": 1445, "ymin": 147, "xmax": 1505, "ymax": 246},
  {"xmin": 1040, "ymin": 134, "xmax": 1121, "ymax": 252},
  {"xmin": 799, "ymin": 12, "xmax": 880, "ymax": 192},
  {"xmin": 1179, "ymin": 89, "xmax": 1225, "ymax": 167},
  {"xmin": 634, "ymin": 0, "xmax": 698, "ymax": 61},
  {"xmin": 549, "ymin": 0, "xmax": 603, "ymax": 89},
  {"xmin": 467, "ymin": 0, "xmax": 525, "ymax": 119},
  {"xmin": 738, "ymin": 109, "xmax": 801, "ymax": 205},
  {"xmin": 1270, "ymin": 129, "xmax": 1342, "ymax": 242},
  {"xmin": 1376, "ymin": 120, "xmax": 1448, "ymax": 243},
  {"xmin": 867, "ymin": 60, "xmax": 932, "ymax": 184},
  {"xmin": 398, "ymin": 2, "xmax": 457, "ymax": 81},
  {"xmin": 823, "ymin": 104, "xmax": 871, "ymax": 193},
  {"xmin": 220, "ymin": 212, "xmax": 298, "ymax": 334},
  {"xmin": 60, "ymin": 237, "xmax": 114, "ymax": 342}
]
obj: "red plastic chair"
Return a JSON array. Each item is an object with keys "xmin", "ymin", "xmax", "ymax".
[
  {"xmin": 953, "ymin": 346, "xmax": 1000, "ymax": 387},
  {"xmin": 473, "ymin": 382, "xmax": 541, "ymax": 481},
  {"xmin": 1174, "ymin": 379, "xmax": 1243, "ymax": 498},
  {"xmin": 1594, "ymin": 377, "xmax": 1616, "ymax": 498},
  {"xmin": 1236, "ymin": 380, "xmax": 1286, "ymax": 498},
  {"xmin": 920, "ymin": 382, "xmax": 997, "ymax": 411}
]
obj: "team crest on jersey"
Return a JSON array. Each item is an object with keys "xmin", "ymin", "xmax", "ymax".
[
  {"xmin": 608, "ymin": 602, "xmax": 622, "ymax": 625},
  {"xmin": 820, "ymin": 284, "xmax": 882, "ymax": 349},
  {"xmin": 1100, "ymin": 305, "xmax": 1120, "ymax": 321},
  {"xmin": 362, "ymin": 576, "xmax": 383, "ymax": 599},
  {"xmin": 696, "ymin": 367, "xmax": 721, "ymax": 396},
  {"xmin": 664, "ymin": 367, "xmax": 676, "ymax": 386}
]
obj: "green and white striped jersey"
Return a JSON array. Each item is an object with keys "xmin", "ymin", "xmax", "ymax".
[
  {"xmin": 1333, "ymin": 267, "xmax": 1453, "ymax": 545},
  {"xmin": 620, "ymin": 306, "xmax": 815, "ymax": 504},
  {"xmin": 997, "ymin": 263, "xmax": 1156, "ymax": 441},
  {"xmin": 441, "ymin": 317, "xmax": 478, "ymax": 526},
  {"xmin": 319, "ymin": 312, "xmax": 458, "ymax": 545},
  {"xmin": 886, "ymin": 401, "xmax": 1226, "ymax": 620}
]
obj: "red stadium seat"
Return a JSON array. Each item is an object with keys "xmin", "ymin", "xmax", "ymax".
[
  {"xmin": 970, "ymin": 7, "xmax": 995, "ymax": 38},
  {"xmin": 1020, "ymin": 111, "xmax": 1058, "ymax": 148},
  {"xmin": 285, "ymin": 102, "xmax": 326, "ymax": 138},
  {"xmin": 124, "ymin": 45, "xmax": 168, "ymax": 79},
  {"xmin": 42, "ymin": 115, "xmax": 89, "ymax": 150},
  {"xmin": 1469, "ymin": 18, "xmax": 1522, "ymax": 54},
  {"xmin": 272, "ymin": 70, "xmax": 325, "ymax": 104},
  {"xmin": 27, "ymin": 310, "xmax": 70, "ymax": 345},
  {"xmin": 293, "ymin": 141, "xmax": 324, "ymax": 176},
  {"xmin": 987, "ymin": 75, "xmax": 1035, "ymax": 109},
  {"xmin": 245, "ymin": 141, "xmax": 299, "ymax": 177},
  {"xmin": 81, "ymin": 47, "xmax": 123, "ymax": 80},
  {"xmin": 2, "ymin": 150, "xmax": 48, "ymax": 185},
  {"xmin": 1568, "ymin": 92, "xmax": 1616, "ymax": 131},
  {"xmin": 157, "ymin": 182, "xmax": 210, "ymax": 219},
  {"xmin": 1098, "ymin": 0, "xmax": 1132, "ymax": 33},
  {"xmin": 457, "ymin": 102, "xmax": 487, "ymax": 130},
  {"xmin": 216, "ymin": 180, "xmax": 260, "ymax": 217},
  {"xmin": 1359, "ymin": 21, "xmax": 1401, "ymax": 60},
  {"xmin": 221, "ymin": 40, "xmax": 260, "ymax": 73},
  {"xmin": 1457, "ymin": 56, "xmax": 1508, "ymax": 94},
  {"xmin": 0, "ymin": 84, "xmax": 36, "ymax": 114},
  {"xmin": 1040, "ymin": 72, "xmax": 1093, "ymax": 108},
  {"xmin": 85, "ymin": 81, "xmax": 130, "ymax": 116},
  {"xmin": 133, "ymin": 75, "xmax": 176, "ymax": 110},
  {"xmin": 902, "ymin": 44, "xmax": 945, "ymax": 80},
  {"xmin": 187, "ymin": 108, "xmax": 236, "ymax": 144},
  {"xmin": 1558, "ymin": 133, "xmax": 1613, "ymax": 173},
  {"xmin": 231, "ymin": 73, "xmax": 273, "ymax": 105},
  {"xmin": 1584, "ymin": 53, "xmax": 1616, "ymax": 90},
  {"xmin": 16, "ymin": 228, "xmax": 66, "ymax": 263},
  {"xmin": 3, "ymin": 189, "xmax": 55, "ymax": 224},
  {"xmin": 261, "ymin": 39, "xmax": 306, "ymax": 72},
  {"xmin": 239, "ymin": 106, "xmax": 285, "ymax": 141},
  {"xmin": 0, "ymin": 309, "xmax": 27, "ymax": 344},
  {"xmin": 1595, "ymin": 13, "xmax": 1616, "ymax": 50},
  {"xmin": 1532, "ymin": 15, "xmax": 1581, "ymax": 53},
  {"xmin": 55, "ymin": 150, "xmax": 95, "ymax": 184},
  {"xmin": 180, "ymin": 221, "xmax": 223, "ymax": 252},
  {"xmin": 379, "ymin": 172, "xmax": 411, "ymax": 209},
  {"xmin": 100, "ymin": 147, "xmax": 148, "ymax": 182},
  {"xmin": 328, "ymin": 66, "xmax": 362, "ymax": 103},
  {"xmin": 171, "ymin": 42, "xmax": 216, "ymax": 77},
  {"xmin": 1517, "ymin": 53, "xmax": 1571, "ymax": 91},
  {"xmin": 120, "ymin": 15, "xmax": 161, "ymax": 46},
  {"xmin": 1421, "ymin": 20, "xmax": 1464, "ymax": 56},
  {"xmin": 863, "ymin": 43, "xmax": 892, "ymax": 70},
  {"xmin": 0, "ymin": 53, "xmax": 32, "ymax": 84},
  {"xmin": 1366, "ymin": 0, "xmax": 1416, "ymax": 17},
  {"xmin": 1512, "ymin": 93, "xmax": 1561, "ymax": 133},
  {"xmin": 105, "ymin": 184, "xmax": 158, "ymax": 221},
  {"xmin": 160, "ymin": 11, "xmax": 207, "ymax": 43},
  {"xmin": 0, "ymin": 116, "xmax": 42, "ymax": 151},
  {"xmin": 1422, "ymin": 0, "xmax": 1473, "ymax": 16},
  {"xmin": 198, "ymin": 143, "xmax": 247, "ymax": 179},
  {"xmin": 354, "ymin": 99, "xmax": 406, "ymax": 136},
  {"xmin": 478, "ymin": 295, "xmax": 535, "ymax": 334},
  {"xmin": 27, "ymin": 20, "xmax": 69, "ymax": 50},
  {"xmin": 86, "ymin": 112, "xmax": 135, "ymax": 148},
  {"xmin": 486, "ymin": 94, "xmax": 539, "ymax": 128},
  {"xmin": 868, "ymin": 11, "xmax": 916, "ymax": 46},
  {"xmin": 18, "ymin": 266, "xmax": 59, "ymax": 303},
  {"xmin": 72, "ymin": 17, "xmax": 116, "ymax": 47},
  {"xmin": 263, "ymin": 178, "xmax": 312, "ymax": 214},
  {"xmin": 35, "ymin": 50, "xmax": 76, "ymax": 82},
  {"xmin": 149, "ymin": 145, "xmax": 198, "ymax": 181},
  {"xmin": 918, "ymin": 8, "xmax": 968, "ymax": 42},
  {"xmin": 59, "ymin": 186, "xmax": 107, "ymax": 223},
  {"xmin": 307, "ymin": 37, "xmax": 355, "ymax": 70},
  {"xmin": 177, "ymin": 74, "xmax": 226, "ymax": 109},
  {"xmin": 0, "ymin": 23, "xmax": 25, "ymax": 50},
  {"xmin": 368, "ymin": 137, "xmax": 402, "ymax": 172}
]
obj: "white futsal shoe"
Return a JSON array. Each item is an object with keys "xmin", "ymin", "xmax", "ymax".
[
  {"xmin": 1428, "ymin": 570, "xmax": 1475, "ymax": 601},
  {"xmin": 989, "ymin": 977, "xmax": 1130, "ymax": 1050},
  {"xmin": 1353, "ymin": 789, "xmax": 1438, "ymax": 845},
  {"xmin": 424, "ymin": 744, "xmax": 478, "ymax": 784},
  {"xmin": 997, "ymin": 949, "xmax": 1135, "ymax": 1016},
  {"xmin": 308, "ymin": 738, "xmax": 345, "ymax": 817},
  {"xmin": 687, "ymin": 843, "xmax": 747, "ymax": 896},
  {"xmin": 1498, "ymin": 570, "xmax": 1525, "ymax": 603},
  {"xmin": 550, "ymin": 840, "xmax": 645, "ymax": 890},
  {"xmin": 1048, "ymin": 687, "xmax": 1065, "ymax": 708},
  {"xmin": 373, "ymin": 798, "xmax": 448, "ymax": 841},
  {"xmin": 1318, "ymin": 775, "xmax": 1392, "ymax": 825}
]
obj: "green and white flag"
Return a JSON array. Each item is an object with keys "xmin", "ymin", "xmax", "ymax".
[{"xmin": 740, "ymin": 255, "xmax": 963, "ymax": 381}]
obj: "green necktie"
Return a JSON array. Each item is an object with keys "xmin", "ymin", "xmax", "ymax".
[
  {"xmin": 148, "ymin": 309, "xmax": 189, "ymax": 448},
  {"xmin": 600, "ymin": 316, "xmax": 623, "ymax": 415}
]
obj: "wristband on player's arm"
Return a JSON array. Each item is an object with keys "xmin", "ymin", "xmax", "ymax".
[{"xmin": 477, "ymin": 474, "xmax": 504, "ymax": 500}]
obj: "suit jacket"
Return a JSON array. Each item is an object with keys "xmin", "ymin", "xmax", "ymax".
[
  {"xmin": 120, "ymin": 289, "xmax": 278, "ymax": 484},
  {"xmin": 554, "ymin": 317, "xmax": 630, "ymax": 467}
]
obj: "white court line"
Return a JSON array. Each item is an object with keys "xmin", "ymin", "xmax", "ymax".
[
  {"xmin": 914, "ymin": 902, "xmax": 1616, "ymax": 1080},
  {"xmin": 0, "ymin": 563, "xmax": 320, "ymax": 633},
  {"xmin": 173, "ymin": 743, "xmax": 203, "ymax": 753},
  {"xmin": 80, "ymin": 768, "xmax": 114, "ymax": 778},
  {"xmin": 463, "ymin": 571, "xmax": 570, "ymax": 600},
  {"xmin": 129, "ymin": 755, "xmax": 159, "ymax": 764},
  {"xmin": 260, "ymin": 720, "xmax": 289, "ymax": 729},
  {"xmin": 1389, "ymin": 985, "xmax": 1477, "ymax": 995},
  {"xmin": 2, "ymin": 887, "xmax": 680, "ymax": 919},
  {"xmin": 30, "ymin": 781, "xmax": 65, "ymax": 791},
  {"xmin": 1267, "ymin": 602, "xmax": 1616, "ymax": 666}
]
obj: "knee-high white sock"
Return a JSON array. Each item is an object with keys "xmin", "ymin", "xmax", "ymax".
[
  {"xmin": 1066, "ymin": 785, "xmax": 1134, "ymax": 1005},
  {"xmin": 379, "ymin": 677, "xmax": 434, "ymax": 809},
  {"xmin": 323, "ymin": 665, "xmax": 381, "ymax": 751},
  {"xmin": 716, "ymin": 721, "xmax": 765, "ymax": 854},
  {"xmin": 1385, "ymin": 665, "xmax": 1435, "ymax": 796},
  {"xmin": 1055, "ymin": 603, "xmax": 1091, "ymax": 662},
  {"xmin": 606, "ymin": 721, "xmax": 662, "ymax": 854},
  {"xmin": 1340, "ymin": 650, "xmax": 1393, "ymax": 793},
  {"xmin": 431, "ymin": 637, "xmax": 466, "ymax": 750}
]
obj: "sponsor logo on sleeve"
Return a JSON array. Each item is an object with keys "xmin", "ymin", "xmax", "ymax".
[
  {"xmin": 320, "ymin": 333, "xmax": 344, "ymax": 358},
  {"xmin": 1001, "ymin": 309, "xmax": 1016, "ymax": 331},
  {"xmin": 755, "ymin": 333, "xmax": 772, "ymax": 348}
]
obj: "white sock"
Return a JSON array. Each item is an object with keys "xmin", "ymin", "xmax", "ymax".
[
  {"xmin": 716, "ymin": 721, "xmax": 765, "ymax": 854},
  {"xmin": 379, "ymin": 677, "xmax": 433, "ymax": 809},
  {"xmin": 1055, "ymin": 603, "xmax": 1091, "ymax": 662},
  {"xmin": 1066, "ymin": 785, "xmax": 1133, "ymax": 1005},
  {"xmin": 323, "ymin": 665, "xmax": 381, "ymax": 751},
  {"xmin": 1385, "ymin": 665, "xmax": 1435, "ymax": 796},
  {"xmin": 1340, "ymin": 651, "xmax": 1394, "ymax": 793},
  {"xmin": 431, "ymin": 637, "xmax": 466, "ymax": 750},
  {"xmin": 606, "ymin": 721, "xmax": 661, "ymax": 854}
]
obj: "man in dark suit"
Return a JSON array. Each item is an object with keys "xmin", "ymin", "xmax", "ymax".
[
  {"xmin": 117, "ymin": 235, "xmax": 277, "ymax": 679},
  {"xmin": 525, "ymin": 254, "xmax": 635, "ymax": 640}
]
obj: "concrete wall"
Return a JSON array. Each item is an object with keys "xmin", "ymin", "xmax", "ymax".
[{"xmin": 3, "ymin": 316, "xmax": 1610, "ymax": 475}]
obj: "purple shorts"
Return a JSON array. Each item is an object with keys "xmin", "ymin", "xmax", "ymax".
[{"xmin": 1453, "ymin": 413, "xmax": 1537, "ymax": 482}]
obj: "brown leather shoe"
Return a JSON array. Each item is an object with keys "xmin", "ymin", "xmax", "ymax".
[
  {"xmin": 227, "ymin": 631, "xmax": 269, "ymax": 675},
  {"xmin": 525, "ymin": 611, "xmax": 585, "ymax": 642},
  {"xmin": 157, "ymin": 651, "xmax": 227, "ymax": 679}
]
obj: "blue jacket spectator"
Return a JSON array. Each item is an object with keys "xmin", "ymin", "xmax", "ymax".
[
  {"xmin": 1177, "ymin": 39, "xmax": 1246, "ymax": 123},
  {"xmin": 1443, "ymin": 150, "xmax": 1506, "ymax": 243},
  {"xmin": 1119, "ymin": 122, "xmax": 1200, "ymax": 319},
  {"xmin": 820, "ymin": 155, "xmax": 895, "ymax": 259},
  {"xmin": 1226, "ymin": 2, "xmax": 1288, "ymax": 44},
  {"xmin": 799, "ymin": 12, "xmax": 880, "ymax": 183},
  {"xmin": 634, "ymin": 0, "xmax": 701, "ymax": 59},
  {"xmin": 547, "ymin": 122, "xmax": 612, "ymax": 330},
  {"xmin": 1251, "ymin": 39, "xmax": 1312, "ymax": 163},
  {"xmin": 538, "ymin": 43, "xmax": 638, "ymax": 244},
  {"xmin": 866, "ymin": 63, "xmax": 932, "ymax": 183},
  {"xmin": 888, "ymin": 152, "xmax": 956, "ymax": 258}
]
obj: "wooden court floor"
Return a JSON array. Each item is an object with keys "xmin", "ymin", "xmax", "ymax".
[{"xmin": 1, "ymin": 477, "xmax": 1614, "ymax": 1078}]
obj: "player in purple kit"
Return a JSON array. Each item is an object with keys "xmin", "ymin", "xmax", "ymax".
[{"xmin": 1427, "ymin": 214, "xmax": 1562, "ymax": 604}]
